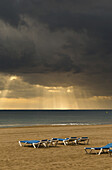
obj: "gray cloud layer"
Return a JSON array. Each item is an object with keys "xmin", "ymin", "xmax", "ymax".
[{"xmin": 0, "ymin": 0, "xmax": 112, "ymax": 98}]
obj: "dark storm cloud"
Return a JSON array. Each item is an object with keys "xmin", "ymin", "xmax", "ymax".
[
  {"xmin": 0, "ymin": 17, "xmax": 84, "ymax": 74},
  {"xmin": 0, "ymin": 0, "xmax": 112, "ymax": 97},
  {"xmin": 1, "ymin": 0, "xmax": 112, "ymax": 34},
  {"xmin": 0, "ymin": 0, "xmax": 20, "ymax": 26}
]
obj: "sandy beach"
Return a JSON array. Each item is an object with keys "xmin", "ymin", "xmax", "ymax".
[{"xmin": 0, "ymin": 124, "xmax": 112, "ymax": 170}]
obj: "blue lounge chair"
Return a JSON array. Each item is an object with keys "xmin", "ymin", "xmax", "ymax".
[
  {"xmin": 57, "ymin": 138, "xmax": 69, "ymax": 145},
  {"xmin": 19, "ymin": 140, "xmax": 40, "ymax": 148},
  {"xmin": 84, "ymin": 143, "xmax": 112, "ymax": 155},
  {"xmin": 77, "ymin": 137, "xmax": 89, "ymax": 145},
  {"xmin": 58, "ymin": 137, "xmax": 77, "ymax": 145},
  {"xmin": 38, "ymin": 139, "xmax": 50, "ymax": 147},
  {"xmin": 19, "ymin": 139, "xmax": 50, "ymax": 148},
  {"xmin": 66, "ymin": 137, "xmax": 78, "ymax": 145},
  {"xmin": 49, "ymin": 138, "xmax": 58, "ymax": 146}
]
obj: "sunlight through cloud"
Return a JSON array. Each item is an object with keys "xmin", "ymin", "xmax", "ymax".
[{"xmin": 10, "ymin": 76, "xmax": 18, "ymax": 81}]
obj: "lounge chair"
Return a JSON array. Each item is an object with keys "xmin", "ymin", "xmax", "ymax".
[
  {"xmin": 19, "ymin": 139, "xmax": 50, "ymax": 148},
  {"xmin": 49, "ymin": 138, "xmax": 58, "ymax": 146},
  {"xmin": 77, "ymin": 137, "xmax": 89, "ymax": 145},
  {"xmin": 38, "ymin": 139, "xmax": 50, "ymax": 148},
  {"xmin": 66, "ymin": 137, "xmax": 78, "ymax": 145},
  {"xmin": 57, "ymin": 138, "xmax": 69, "ymax": 145},
  {"xmin": 19, "ymin": 140, "xmax": 40, "ymax": 148},
  {"xmin": 58, "ymin": 137, "xmax": 77, "ymax": 145},
  {"xmin": 84, "ymin": 143, "xmax": 112, "ymax": 155}
]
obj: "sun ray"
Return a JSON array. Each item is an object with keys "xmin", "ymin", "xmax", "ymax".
[
  {"xmin": 0, "ymin": 75, "xmax": 18, "ymax": 108},
  {"xmin": 41, "ymin": 85, "xmax": 79, "ymax": 109}
]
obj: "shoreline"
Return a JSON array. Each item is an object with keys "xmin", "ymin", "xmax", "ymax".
[{"xmin": 0, "ymin": 123, "xmax": 112, "ymax": 129}]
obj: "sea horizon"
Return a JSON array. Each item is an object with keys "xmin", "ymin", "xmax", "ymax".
[
  {"xmin": 0, "ymin": 109, "xmax": 112, "ymax": 128},
  {"xmin": 0, "ymin": 109, "xmax": 111, "ymax": 111}
]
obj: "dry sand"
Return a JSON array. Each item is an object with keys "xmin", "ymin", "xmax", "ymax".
[{"xmin": 0, "ymin": 124, "xmax": 112, "ymax": 170}]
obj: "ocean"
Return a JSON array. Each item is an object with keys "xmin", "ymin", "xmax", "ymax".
[{"xmin": 0, "ymin": 110, "xmax": 112, "ymax": 128}]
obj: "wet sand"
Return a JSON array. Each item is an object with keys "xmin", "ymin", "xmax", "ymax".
[{"xmin": 0, "ymin": 124, "xmax": 112, "ymax": 170}]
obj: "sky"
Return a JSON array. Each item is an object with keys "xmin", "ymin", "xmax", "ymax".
[{"xmin": 0, "ymin": 0, "xmax": 112, "ymax": 109}]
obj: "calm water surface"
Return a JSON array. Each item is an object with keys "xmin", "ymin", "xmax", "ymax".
[{"xmin": 0, "ymin": 110, "xmax": 112, "ymax": 128}]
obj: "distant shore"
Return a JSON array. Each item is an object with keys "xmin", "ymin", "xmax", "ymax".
[{"xmin": 0, "ymin": 124, "xmax": 112, "ymax": 169}]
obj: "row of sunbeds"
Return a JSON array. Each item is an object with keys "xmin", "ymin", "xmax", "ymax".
[
  {"xmin": 19, "ymin": 136, "xmax": 89, "ymax": 148},
  {"xmin": 19, "ymin": 137, "xmax": 112, "ymax": 156}
]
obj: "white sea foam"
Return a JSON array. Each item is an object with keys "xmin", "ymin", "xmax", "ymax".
[
  {"xmin": 0, "ymin": 122, "xmax": 91, "ymax": 128},
  {"xmin": 51, "ymin": 123, "xmax": 91, "ymax": 126}
]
